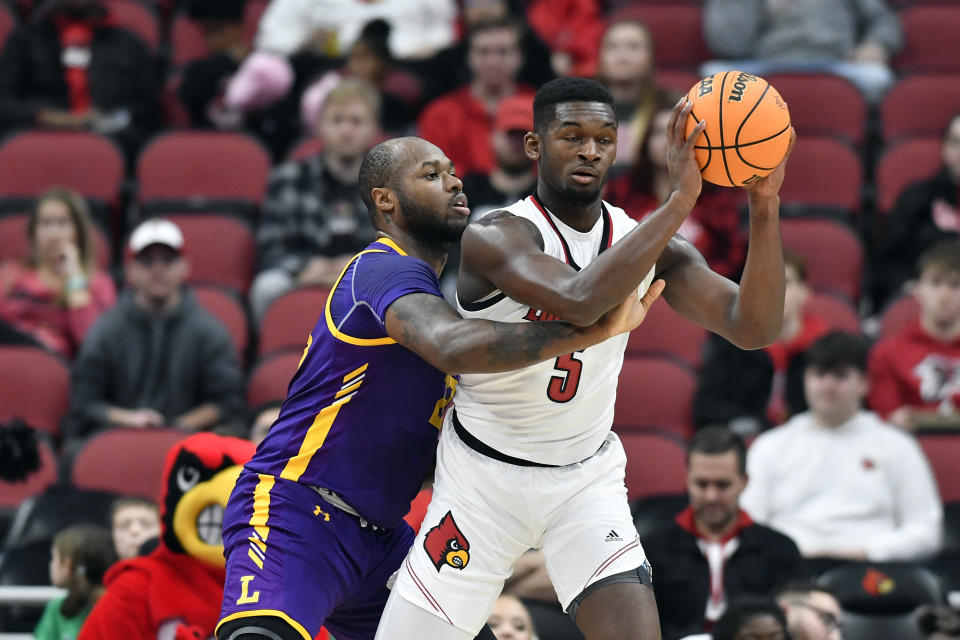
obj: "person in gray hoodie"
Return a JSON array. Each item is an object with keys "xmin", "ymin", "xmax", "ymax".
[
  {"xmin": 701, "ymin": 0, "xmax": 902, "ymax": 103},
  {"xmin": 64, "ymin": 218, "xmax": 245, "ymax": 459}
]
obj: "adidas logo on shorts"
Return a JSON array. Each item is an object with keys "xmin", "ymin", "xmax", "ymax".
[{"xmin": 604, "ymin": 530, "xmax": 623, "ymax": 542}]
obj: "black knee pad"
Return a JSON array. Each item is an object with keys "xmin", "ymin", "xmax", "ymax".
[
  {"xmin": 565, "ymin": 560, "xmax": 654, "ymax": 623},
  {"xmin": 217, "ymin": 615, "xmax": 305, "ymax": 640}
]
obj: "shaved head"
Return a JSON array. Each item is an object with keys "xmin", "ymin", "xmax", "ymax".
[{"xmin": 359, "ymin": 138, "xmax": 407, "ymax": 213}]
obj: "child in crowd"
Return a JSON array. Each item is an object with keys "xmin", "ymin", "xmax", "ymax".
[{"xmin": 110, "ymin": 497, "xmax": 161, "ymax": 560}]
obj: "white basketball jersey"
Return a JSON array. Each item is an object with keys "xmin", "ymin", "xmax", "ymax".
[{"xmin": 454, "ymin": 195, "xmax": 655, "ymax": 466}]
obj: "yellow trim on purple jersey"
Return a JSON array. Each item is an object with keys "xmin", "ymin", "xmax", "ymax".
[
  {"xmin": 216, "ymin": 609, "xmax": 312, "ymax": 640},
  {"xmin": 323, "ymin": 245, "xmax": 398, "ymax": 347}
]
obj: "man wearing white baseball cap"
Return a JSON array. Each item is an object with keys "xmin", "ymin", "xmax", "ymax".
[{"xmin": 64, "ymin": 218, "xmax": 245, "ymax": 463}]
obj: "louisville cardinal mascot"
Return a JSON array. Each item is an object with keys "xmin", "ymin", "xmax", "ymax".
[{"xmin": 78, "ymin": 432, "xmax": 254, "ymax": 640}]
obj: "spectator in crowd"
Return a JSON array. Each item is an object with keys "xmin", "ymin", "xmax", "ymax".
[
  {"xmin": 248, "ymin": 80, "xmax": 379, "ymax": 325},
  {"xmin": 876, "ymin": 114, "xmax": 960, "ymax": 308},
  {"xmin": 742, "ymin": 331, "xmax": 943, "ymax": 562},
  {"xmin": 248, "ymin": 401, "xmax": 281, "ymax": 447},
  {"xmin": 594, "ymin": 18, "xmax": 675, "ymax": 173},
  {"xmin": 0, "ymin": 188, "xmax": 116, "ymax": 359},
  {"xmin": 110, "ymin": 497, "xmax": 161, "ymax": 560},
  {"xmin": 605, "ymin": 106, "xmax": 745, "ymax": 279},
  {"xmin": 486, "ymin": 594, "xmax": 538, "ymax": 640},
  {"xmin": 442, "ymin": 93, "xmax": 536, "ymax": 299},
  {"xmin": 417, "ymin": 17, "xmax": 534, "ymax": 177},
  {"xmin": 34, "ymin": 524, "xmax": 115, "ymax": 640},
  {"xmin": 702, "ymin": 0, "xmax": 902, "ymax": 103},
  {"xmin": 869, "ymin": 241, "xmax": 960, "ymax": 429},
  {"xmin": 709, "ymin": 598, "xmax": 791, "ymax": 640},
  {"xmin": 774, "ymin": 582, "xmax": 843, "ymax": 640},
  {"xmin": 643, "ymin": 427, "xmax": 804, "ymax": 640},
  {"xmin": 525, "ymin": 0, "xmax": 604, "ymax": 77},
  {"xmin": 694, "ymin": 253, "xmax": 829, "ymax": 435},
  {"xmin": 300, "ymin": 20, "xmax": 419, "ymax": 136},
  {"xmin": 0, "ymin": 0, "xmax": 157, "ymax": 156},
  {"xmin": 65, "ymin": 218, "xmax": 245, "ymax": 452}
]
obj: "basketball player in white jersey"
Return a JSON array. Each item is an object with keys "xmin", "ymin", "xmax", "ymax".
[{"xmin": 376, "ymin": 78, "xmax": 796, "ymax": 640}]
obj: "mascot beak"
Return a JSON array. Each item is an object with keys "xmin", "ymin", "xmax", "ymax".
[{"xmin": 173, "ymin": 465, "xmax": 243, "ymax": 568}]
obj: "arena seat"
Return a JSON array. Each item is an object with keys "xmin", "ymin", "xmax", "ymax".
[
  {"xmin": 246, "ymin": 350, "xmax": 301, "ymax": 407},
  {"xmin": 632, "ymin": 493, "xmax": 688, "ymax": 541},
  {"xmin": 875, "ymin": 138, "xmax": 942, "ymax": 216},
  {"xmin": 764, "ymin": 73, "xmax": 866, "ymax": 147},
  {"xmin": 879, "ymin": 295, "xmax": 920, "ymax": 339},
  {"xmin": 258, "ymin": 287, "xmax": 330, "ymax": 357},
  {"xmin": 776, "ymin": 136, "xmax": 863, "ymax": 218},
  {"xmin": 0, "ymin": 212, "xmax": 112, "ymax": 270},
  {"xmin": 0, "ymin": 2, "xmax": 15, "ymax": 52},
  {"xmin": 609, "ymin": 4, "xmax": 711, "ymax": 69},
  {"xmin": 0, "ymin": 346, "xmax": 70, "ymax": 438},
  {"xmin": 286, "ymin": 137, "xmax": 326, "ymax": 162},
  {"xmin": 781, "ymin": 217, "xmax": 864, "ymax": 302},
  {"xmin": 895, "ymin": 5, "xmax": 960, "ymax": 73},
  {"xmin": 618, "ymin": 431, "xmax": 688, "ymax": 502},
  {"xmin": 192, "ymin": 284, "xmax": 250, "ymax": 361},
  {"xmin": 917, "ymin": 434, "xmax": 960, "ymax": 503},
  {"xmin": 169, "ymin": 0, "xmax": 268, "ymax": 67},
  {"xmin": 3, "ymin": 487, "xmax": 121, "ymax": 549},
  {"xmin": 71, "ymin": 429, "xmax": 189, "ymax": 504},
  {"xmin": 155, "ymin": 213, "xmax": 257, "ymax": 296},
  {"xmin": 615, "ymin": 357, "xmax": 697, "ymax": 440},
  {"xmin": 805, "ymin": 292, "xmax": 861, "ymax": 334},
  {"xmin": 105, "ymin": 0, "xmax": 160, "ymax": 52},
  {"xmin": 881, "ymin": 76, "xmax": 960, "ymax": 142},
  {"xmin": 625, "ymin": 301, "xmax": 707, "ymax": 370}
]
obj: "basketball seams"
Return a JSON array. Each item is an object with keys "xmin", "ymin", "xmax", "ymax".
[
  {"xmin": 689, "ymin": 109, "xmax": 713, "ymax": 174},
  {"xmin": 733, "ymin": 127, "xmax": 791, "ymax": 171},
  {"xmin": 695, "ymin": 123, "xmax": 791, "ymax": 150},
  {"xmin": 717, "ymin": 71, "xmax": 736, "ymax": 187},
  {"xmin": 735, "ymin": 80, "xmax": 771, "ymax": 147}
]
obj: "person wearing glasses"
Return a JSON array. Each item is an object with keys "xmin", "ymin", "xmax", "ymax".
[{"xmin": 774, "ymin": 582, "xmax": 844, "ymax": 640}]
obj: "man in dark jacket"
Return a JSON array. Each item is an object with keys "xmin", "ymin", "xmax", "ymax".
[
  {"xmin": 642, "ymin": 427, "xmax": 805, "ymax": 640},
  {"xmin": 65, "ymin": 218, "xmax": 245, "ymax": 453},
  {"xmin": 0, "ymin": 0, "xmax": 157, "ymax": 157}
]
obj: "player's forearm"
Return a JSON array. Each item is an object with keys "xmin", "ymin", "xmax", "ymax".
[{"xmin": 727, "ymin": 195, "xmax": 784, "ymax": 349}]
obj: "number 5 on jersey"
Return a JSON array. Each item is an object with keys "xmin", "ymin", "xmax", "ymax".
[{"xmin": 548, "ymin": 351, "xmax": 583, "ymax": 403}]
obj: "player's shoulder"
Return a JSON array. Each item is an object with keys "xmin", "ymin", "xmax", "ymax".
[{"xmin": 464, "ymin": 208, "xmax": 543, "ymax": 250}]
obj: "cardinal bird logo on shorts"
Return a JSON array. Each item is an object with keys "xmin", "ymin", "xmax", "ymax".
[{"xmin": 423, "ymin": 511, "xmax": 470, "ymax": 572}]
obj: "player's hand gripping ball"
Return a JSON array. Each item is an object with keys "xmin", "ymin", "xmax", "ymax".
[{"xmin": 684, "ymin": 71, "xmax": 791, "ymax": 187}]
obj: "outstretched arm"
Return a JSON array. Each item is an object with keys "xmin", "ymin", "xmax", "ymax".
[
  {"xmin": 459, "ymin": 99, "xmax": 704, "ymax": 326},
  {"xmin": 657, "ymin": 130, "xmax": 796, "ymax": 350},
  {"xmin": 385, "ymin": 280, "xmax": 665, "ymax": 374}
]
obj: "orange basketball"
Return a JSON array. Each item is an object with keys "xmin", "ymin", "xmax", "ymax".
[{"xmin": 684, "ymin": 71, "xmax": 791, "ymax": 187}]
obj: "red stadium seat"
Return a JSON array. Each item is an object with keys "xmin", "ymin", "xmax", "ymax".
[
  {"xmin": 615, "ymin": 357, "xmax": 697, "ymax": 440},
  {"xmin": 246, "ymin": 350, "xmax": 301, "ymax": 407},
  {"xmin": 764, "ymin": 73, "xmax": 866, "ymax": 147},
  {"xmin": 875, "ymin": 138, "xmax": 942, "ymax": 215},
  {"xmin": 137, "ymin": 131, "xmax": 271, "ymax": 215},
  {"xmin": 0, "ymin": 213, "xmax": 111, "ymax": 270},
  {"xmin": 609, "ymin": 5, "xmax": 711, "ymax": 69},
  {"xmin": 918, "ymin": 434, "xmax": 960, "ymax": 502},
  {"xmin": 0, "ymin": 346, "xmax": 70, "ymax": 438},
  {"xmin": 777, "ymin": 136, "xmax": 862, "ymax": 215},
  {"xmin": 160, "ymin": 214, "xmax": 256, "ymax": 295},
  {"xmin": 781, "ymin": 218, "xmax": 864, "ymax": 302},
  {"xmin": 0, "ymin": 440, "xmax": 57, "ymax": 510},
  {"xmin": 105, "ymin": 0, "xmax": 160, "ymax": 52},
  {"xmin": 193, "ymin": 284, "xmax": 249, "ymax": 360},
  {"xmin": 71, "ymin": 429, "xmax": 189, "ymax": 504},
  {"xmin": 879, "ymin": 294, "xmax": 920, "ymax": 339},
  {"xmin": 0, "ymin": 2, "xmax": 15, "ymax": 52},
  {"xmin": 286, "ymin": 137, "xmax": 326, "ymax": 162},
  {"xmin": 655, "ymin": 69, "xmax": 700, "ymax": 96},
  {"xmin": 0, "ymin": 131, "xmax": 124, "ymax": 205},
  {"xmin": 259, "ymin": 287, "xmax": 329, "ymax": 357},
  {"xmin": 881, "ymin": 75, "xmax": 960, "ymax": 142},
  {"xmin": 805, "ymin": 293, "xmax": 861, "ymax": 334},
  {"xmin": 625, "ymin": 301, "xmax": 707, "ymax": 370},
  {"xmin": 618, "ymin": 431, "xmax": 688, "ymax": 502},
  {"xmin": 895, "ymin": 6, "xmax": 960, "ymax": 73},
  {"xmin": 169, "ymin": 0, "xmax": 267, "ymax": 67}
]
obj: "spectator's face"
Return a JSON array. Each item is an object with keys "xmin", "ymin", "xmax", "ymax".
[
  {"xmin": 783, "ymin": 592, "xmax": 843, "ymax": 640},
  {"xmin": 33, "ymin": 198, "xmax": 77, "ymax": 266},
  {"xmin": 468, "ymin": 27, "xmax": 522, "ymax": 90},
  {"xmin": 48, "ymin": 545, "xmax": 71, "ymax": 588},
  {"xmin": 492, "ymin": 129, "xmax": 532, "ymax": 172},
  {"xmin": 128, "ymin": 245, "xmax": 189, "ymax": 304},
  {"xmin": 804, "ymin": 366, "xmax": 866, "ymax": 426},
  {"xmin": 942, "ymin": 116, "xmax": 960, "ymax": 182},
  {"xmin": 600, "ymin": 22, "xmax": 653, "ymax": 85},
  {"xmin": 646, "ymin": 109, "xmax": 672, "ymax": 170},
  {"xmin": 733, "ymin": 614, "xmax": 788, "ymax": 640},
  {"xmin": 915, "ymin": 265, "xmax": 960, "ymax": 329},
  {"xmin": 783, "ymin": 263, "xmax": 811, "ymax": 324},
  {"xmin": 112, "ymin": 504, "xmax": 161, "ymax": 560},
  {"xmin": 346, "ymin": 41, "xmax": 386, "ymax": 84},
  {"xmin": 319, "ymin": 98, "xmax": 379, "ymax": 162},
  {"xmin": 687, "ymin": 451, "xmax": 746, "ymax": 533},
  {"xmin": 487, "ymin": 595, "xmax": 534, "ymax": 640},
  {"xmin": 250, "ymin": 406, "xmax": 281, "ymax": 447}
]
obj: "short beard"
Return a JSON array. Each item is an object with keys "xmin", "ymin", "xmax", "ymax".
[
  {"xmin": 557, "ymin": 178, "xmax": 606, "ymax": 204},
  {"xmin": 396, "ymin": 191, "xmax": 467, "ymax": 251}
]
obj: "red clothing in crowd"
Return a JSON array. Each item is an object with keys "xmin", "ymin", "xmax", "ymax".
[
  {"xmin": 764, "ymin": 313, "xmax": 829, "ymax": 424},
  {"xmin": 526, "ymin": 0, "xmax": 605, "ymax": 76},
  {"xmin": 868, "ymin": 320, "xmax": 960, "ymax": 419},
  {"xmin": 605, "ymin": 179, "xmax": 747, "ymax": 279},
  {"xmin": 0, "ymin": 262, "xmax": 116, "ymax": 358},
  {"xmin": 417, "ymin": 86, "xmax": 535, "ymax": 178}
]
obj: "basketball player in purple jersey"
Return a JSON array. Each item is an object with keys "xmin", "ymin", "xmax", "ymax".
[
  {"xmin": 378, "ymin": 78, "xmax": 796, "ymax": 640},
  {"xmin": 216, "ymin": 136, "xmax": 662, "ymax": 640}
]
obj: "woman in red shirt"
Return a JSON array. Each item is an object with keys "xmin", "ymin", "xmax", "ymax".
[{"xmin": 0, "ymin": 187, "xmax": 116, "ymax": 358}]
